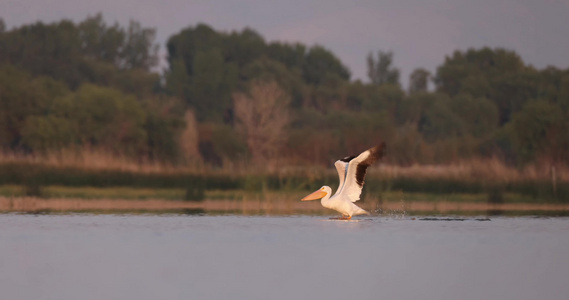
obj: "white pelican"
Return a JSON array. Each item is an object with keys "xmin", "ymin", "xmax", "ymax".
[{"xmin": 301, "ymin": 143, "xmax": 385, "ymax": 220}]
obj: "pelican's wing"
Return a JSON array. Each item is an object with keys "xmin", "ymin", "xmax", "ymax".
[
  {"xmin": 333, "ymin": 157, "xmax": 352, "ymax": 196},
  {"xmin": 338, "ymin": 143, "xmax": 385, "ymax": 202}
]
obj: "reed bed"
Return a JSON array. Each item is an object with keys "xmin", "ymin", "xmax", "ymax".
[
  {"xmin": 0, "ymin": 148, "xmax": 186, "ymax": 174},
  {"xmin": 1, "ymin": 150, "xmax": 567, "ymax": 202},
  {"xmin": 3, "ymin": 149, "xmax": 567, "ymax": 182},
  {"xmin": 374, "ymin": 157, "xmax": 569, "ymax": 183}
]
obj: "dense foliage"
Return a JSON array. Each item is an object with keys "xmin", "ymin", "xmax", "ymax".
[{"xmin": 1, "ymin": 15, "xmax": 568, "ymax": 167}]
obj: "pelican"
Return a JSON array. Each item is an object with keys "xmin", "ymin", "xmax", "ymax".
[{"xmin": 301, "ymin": 143, "xmax": 385, "ymax": 220}]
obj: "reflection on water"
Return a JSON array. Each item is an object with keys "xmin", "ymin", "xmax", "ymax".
[
  {"xmin": 1, "ymin": 214, "xmax": 568, "ymax": 300},
  {"xmin": 1, "ymin": 196, "xmax": 569, "ymax": 217}
]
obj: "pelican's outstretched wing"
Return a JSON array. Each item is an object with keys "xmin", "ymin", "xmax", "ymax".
[
  {"xmin": 337, "ymin": 143, "xmax": 385, "ymax": 202},
  {"xmin": 333, "ymin": 156, "xmax": 353, "ymax": 196}
]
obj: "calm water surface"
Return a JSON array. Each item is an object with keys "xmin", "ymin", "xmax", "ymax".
[{"xmin": 1, "ymin": 214, "xmax": 568, "ymax": 300}]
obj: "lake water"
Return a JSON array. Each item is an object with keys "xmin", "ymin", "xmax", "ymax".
[{"xmin": 1, "ymin": 213, "xmax": 568, "ymax": 300}]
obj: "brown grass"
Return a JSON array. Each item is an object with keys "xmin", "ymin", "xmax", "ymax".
[
  {"xmin": 373, "ymin": 157, "xmax": 569, "ymax": 183},
  {"xmin": 0, "ymin": 147, "xmax": 185, "ymax": 174},
  {"xmin": 1, "ymin": 149, "xmax": 568, "ymax": 183}
]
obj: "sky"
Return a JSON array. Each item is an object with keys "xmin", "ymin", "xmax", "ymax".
[{"xmin": 1, "ymin": 0, "xmax": 569, "ymax": 87}]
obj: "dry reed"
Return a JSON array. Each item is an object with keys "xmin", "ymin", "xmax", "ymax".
[
  {"xmin": 0, "ymin": 148, "xmax": 185, "ymax": 174},
  {"xmin": 1, "ymin": 149, "xmax": 567, "ymax": 184},
  {"xmin": 373, "ymin": 157, "xmax": 569, "ymax": 183}
]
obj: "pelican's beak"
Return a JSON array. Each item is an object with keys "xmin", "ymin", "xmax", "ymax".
[{"xmin": 301, "ymin": 190, "xmax": 327, "ymax": 201}]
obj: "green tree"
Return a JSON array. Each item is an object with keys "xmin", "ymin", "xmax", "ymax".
[
  {"xmin": 266, "ymin": 42, "xmax": 306, "ymax": 71},
  {"xmin": 166, "ymin": 23, "xmax": 223, "ymax": 78},
  {"xmin": 166, "ymin": 24, "xmax": 245, "ymax": 121},
  {"xmin": 418, "ymin": 95, "xmax": 465, "ymax": 142},
  {"xmin": 362, "ymin": 84, "xmax": 404, "ymax": 115},
  {"xmin": 210, "ymin": 124, "xmax": 248, "ymax": 162},
  {"xmin": 241, "ymin": 57, "xmax": 306, "ymax": 108},
  {"xmin": 78, "ymin": 14, "xmax": 159, "ymax": 70},
  {"xmin": 22, "ymin": 84, "xmax": 148, "ymax": 154},
  {"xmin": 305, "ymin": 74, "xmax": 349, "ymax": 112},
  {"xmin": 536, "ymin": 67, "xmax": 564, "ymax": 103},
  {"xmin": 0, "ymin": 15, "xmax": 160, "ymax": 91},
  {"xmin": 224, "ymin": 28, "xmax": 266, "ymax": 68},
  {"xmin": 450, "ymin": 94, "xmax": 499, "ymax": 138},
  {"xmin": 21, "ymin": 115, "xmax": 76, "ymax": 151},
  {"xmin": 511, "ymin": 100, "xmax": 568, "ymax": 163},
  {"xmin": 0, "ymin": 66, "xmax": 70, "ymax": 149},
  {"xmin": 303, "ymin": 45, "xmax": 351, "ymax": 85},
  {"xmin": 142, "ymin": 96, "xmax": 185, "ymax": 161},
  {"xmin": 435, "ymin": 47, "xmax": 534, "ymax": 124},
  {"xmin": 78, "ymin": 13, "xmax": 125, "ymax": 66},
  {"xmin": 0, "ymin": 20, "xmax": 83, "ymax": 87},
  {"xmin": 559, "ymin": 74, "xmax": 569, "ymax": 111},
  {"xmin": 408, "ymin": 68, "xmax": 431, "ymax": 93},
  {"xmin": 396, "ymin": 92, "xmax": 438, "ymax": 125},
  {"xmin": 190, "ymin": 49, "xmax": 237, "ymax": 121},
  {"xmin": 367, "ymin": 50, "xmax": 400, "ymax": 86},
  {"xmin": 165, "ymin": 58, "xmax": 191, "ymax": 100},
  {"xmin": 120, "ymin": 20, "xmax": 159, "ymax": 70},
  {"xmin": 387, "ymin": 124, "xmax": 430, "ymax": 165}
]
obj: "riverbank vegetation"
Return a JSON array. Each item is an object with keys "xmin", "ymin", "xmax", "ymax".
[
  {"xmin": 1, "ymin": 151, "xmax": 567, "ymax": 202},
  {"xmin": 1, "ymin": 14, "xmax": 568, "ymax": 203}
]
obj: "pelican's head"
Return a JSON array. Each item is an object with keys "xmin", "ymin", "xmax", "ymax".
[{"xmin": 301, "ymin": 186, "xmax": 331, "ymax": 201}]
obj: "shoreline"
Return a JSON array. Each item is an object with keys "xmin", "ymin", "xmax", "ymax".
[{"xmin": 2, "ymin": 196, "xmax": 568, "ymax": 215}]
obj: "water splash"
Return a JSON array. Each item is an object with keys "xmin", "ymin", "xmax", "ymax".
[{"xmin": 373, "ymin": 199, "xmax": 407, "ymax": 219}]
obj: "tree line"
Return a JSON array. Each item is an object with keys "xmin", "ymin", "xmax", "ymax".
[{"xmin": 0, "ymin": 15, "xmax": 568, "ymax": 167}]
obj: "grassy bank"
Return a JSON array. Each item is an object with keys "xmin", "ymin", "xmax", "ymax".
[
  {"xmin": 371, "ymin": 159, "xmax": 568, "ymax": 202},
  {"xmin": 2, "ymin": 194, "xmax": 568, "ymax": 216},
  {"xmin": 1, "ymin": 152, "xmax": 567, "ymax": 203}
]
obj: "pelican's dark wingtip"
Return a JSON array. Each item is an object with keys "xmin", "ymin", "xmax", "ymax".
[
  {"xmin": 355, "ymin": 143, "xmax": 386, "ymax": 187},
  {"xmin": 368, "ymin": 142, "xmax": 386, "ymax": 162},
  {"xmin": 340, "ymin": 155, "xmax": 357, "ymax": 163}
]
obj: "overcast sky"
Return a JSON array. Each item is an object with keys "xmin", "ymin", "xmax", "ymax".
[{"xmin": 1, "ymin": 0, "xmax": 568, "ymax": 87}]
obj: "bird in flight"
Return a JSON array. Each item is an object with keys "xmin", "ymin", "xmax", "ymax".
[{"xmin": 301, "ymin": 143, "xmax": 385, "ymax": 220}]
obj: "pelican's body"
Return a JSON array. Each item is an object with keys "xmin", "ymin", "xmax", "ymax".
[
  {"xmin": 302, "ymin": 144, "xmax": 385, "ymax": 220},
  {"xmin": 316, "ymin": 186, "xmax": 369, "ymax": 218}
]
